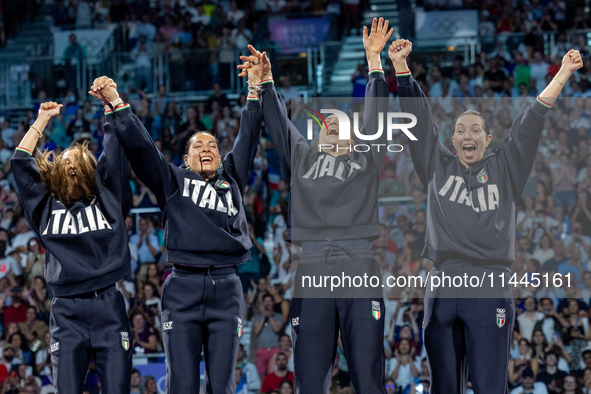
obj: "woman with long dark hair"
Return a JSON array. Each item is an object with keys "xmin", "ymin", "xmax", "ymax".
[
  {"xmin": 130, "ymin": 310, "xmax": 157, "ymax": 354},
  {"xmin": 530, "ymin": 329, "xmax": 548, "ymax": 365},
  {"xmin": 11, "ymin": 98, "xmax": 133, "ymax": 394},
  {"xmin": 391, "ymin": 38, "xmax": 582, "ymax": 393},
  {"xmin": 92, "ymin": 52, "xmax": 263, "ymax": 392},
  {"xmin": 563, "ymin": 374, "xmax": 584, "ymax": 394},
  {"xmin": 9, "ymin": 332, "xmax": 32, "ymax": 366},
  {"xmin": 508, "ymin": 338, "xmax": 539, "ymax": 386}
]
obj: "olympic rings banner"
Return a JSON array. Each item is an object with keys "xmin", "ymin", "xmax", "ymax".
[
  {"xmin": 268, "ymin": 17, "xmax": 330, "ymax": 54},
  {"xmin": 415, "ymin": 9, "xmax": 478, "ymax": 39}
]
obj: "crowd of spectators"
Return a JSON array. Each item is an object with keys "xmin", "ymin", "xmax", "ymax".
[{"xmin": 47, "ymin": 0, "xmax": 348, "ymax": 93}]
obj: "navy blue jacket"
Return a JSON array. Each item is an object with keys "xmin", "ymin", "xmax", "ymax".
[
  {"xmin": 397, "ymin": 73, "xmax": 551, "ymax": 266},
  {"xmin": 112, "ymin": 100, "xmax": 262, "ymax": 266},
  {"xmin": 11, "ymin": 116, "xmax": 132, "ymax": 296}
]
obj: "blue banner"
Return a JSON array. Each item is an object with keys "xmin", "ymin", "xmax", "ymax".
[{"xmin": 269, "ymin": 17, "xmax": 330, "ymax": 54}]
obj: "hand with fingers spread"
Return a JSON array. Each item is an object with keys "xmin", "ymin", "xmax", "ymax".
[
  {"xmin": 363, "ymin": 17, "xmax": 394, "ymax": 57},
  {"xmin": 38, "ymin": 102, "xmax": 63, "ymax": 119},
  {"xmin": 88, "ymin": 76, "xmax": 120, "ymax": 105},
  {"xmin": 237, "ymin": 44, "xmax": 270, "ymax": 85}
]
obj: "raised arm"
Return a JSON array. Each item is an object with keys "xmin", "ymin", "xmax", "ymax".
[
  {"xmin": 17, "ymin": 103, "xmax": 61, "ymax": 154},
  {"xmin": 89, "ymin": 76, "xmax": 171, "ymax": 209},
  {"xmin": 239, "ymin": 46, "xmax": 310, "ymax": 187},
  {"xmin": 500, "ymin": 50, "xmax": 582, "ymax": 200},
  {"xmin": 222, "ymin": 47, "xmax": 263, "ymax": 192},
  {"xmin": 11, "ymin": 103, "xmax": 62, "ymax": 231},
  {"xmin": 88, "ymin": 82, "xmax": 133, "ymax": 217},
  {"xmin": 389, "ymin": 39, "xmax": 452, "ymax": 188},
  {"xmin": 361, "ymin": 17, "xmax": 392, "ymax": 168}
]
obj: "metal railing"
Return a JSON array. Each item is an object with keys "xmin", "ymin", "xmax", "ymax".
[
  {"xmin": 0, "ymin": 43, "xmax": 338, "ymax": 110},
  {"xmin": 4, "ymin": 27, "xmax": 591, "ymax": 111}
]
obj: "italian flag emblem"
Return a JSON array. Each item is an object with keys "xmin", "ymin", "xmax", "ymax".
[
  {"xmin": 372, "ymin": 301, "xmax": 381, "ymax": 320},
  {"xmin": 121, "ymin": 332, "xmax": 130, "ymax": 350},
  {"xmin": 477, "ymin": 169, "xmax": 488, "ymax": 184},
  {"xmin": 237, "ymin": 318, "xmax": 243, "ymax": 337},
  {"xmin": 216, "ymin": 180, "xmax": 230, "ymax": 188},
  {"xmin": 496, "ymin": 308, "xmax": 506, "ymax": 328}
]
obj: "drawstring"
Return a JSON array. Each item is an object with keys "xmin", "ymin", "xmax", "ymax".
[
  {"xmin": 320, "ymin": 240, "xmax": 355, "ymax": 265},
  {"xmin": 208, "ymin": 266, "xmax": 215, "ymax": 285},
  {"xmin": 467, "ymin": 166, "xmax": 473, "ymax": 193}
]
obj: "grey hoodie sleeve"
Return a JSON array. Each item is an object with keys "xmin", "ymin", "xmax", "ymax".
[
  {"xmin": 498, "ymin": 97, "xmax": 551, "ymax": 200},
  {"xmin": 259, "ymin": 80, "xmax": 309, "ymax": 184},
  {"xmin": 396, "ymin": 72, "xmax": 453, "ymax": 188},
  {"xmin": 360, "ymin": 70, "xmax": 390, "ymax": 169}
]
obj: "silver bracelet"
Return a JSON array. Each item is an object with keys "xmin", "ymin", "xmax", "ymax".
[
  {"xmin": 247, "ymin": 81, "xmax": 262, "ymax": 95},
  {"xmin": 30, "ymin": 126, "xmax": 42, "ymax": 138}
]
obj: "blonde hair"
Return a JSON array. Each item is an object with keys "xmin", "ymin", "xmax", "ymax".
[{"xmin": 35, "ymin": 141, "xmax": 97, "ymax": 204}]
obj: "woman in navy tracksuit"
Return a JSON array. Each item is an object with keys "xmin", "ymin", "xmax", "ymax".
[
  {"xmin": 11, "ymin": 99, "xmax": 133, "ymax": 394},
  {"xmin": 391, "ymin": 39, "xmax": 582, "ymax": 393},
  {"xmin": 93, "ymin": 63, "xmax": 263, "ymax": 393},
  {"xmin": 242, "ymin": 18, "xmax": 393, "ymax": 394}
]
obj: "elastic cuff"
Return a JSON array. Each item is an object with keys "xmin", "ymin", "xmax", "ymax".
[
  {"xmin": 105, "ymin": 103, "xmax": 131, "ymax": 115},
  {"xmin": 261, "ymin": 79, "xmax": 275, "ymax": 92},
  {"xmin": 531, "ymin": 97, "xmax": 552, "ymax": 117},
  {"xmin": 369, "ymin": 69, "xmax": 386, "ymax": 82},
  {"xmin": 536, "ymin": 96, "xmax": 552, "ymax": 109},
  {"xmin": 247, "ymin": 96, "xmax": 259, "ymax": 101},
  {"xmin": 395, "ymin": 71, "xmax": 414, "ymax": 85},
  {"xmin": 15, "ymin": 147, "xmax": 32, "ymax": 156}
]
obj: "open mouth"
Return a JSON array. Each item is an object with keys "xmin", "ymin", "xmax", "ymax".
[
  {"xmin": 462, "ymin": 144, "xmax": 476, "ymax": 159},
  {"xmin": 69, "ymin": 169, "xmax": 77, "ymax": 177},
  {"xmin": 327, "ymin": 126, "xmax": 339, "ymax": 136},
  {"xmin": 200, "ymin": 156, "xmax": 213, "ymax": 164}
]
